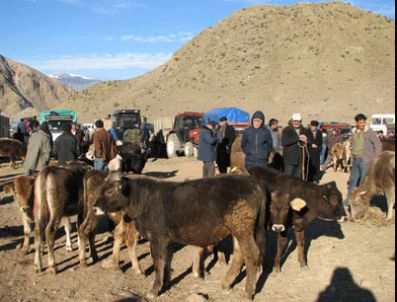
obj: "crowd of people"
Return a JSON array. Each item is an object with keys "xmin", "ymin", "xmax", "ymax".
[
  {"xmin": 197, "ymin": 112, "xmax": 383, "ymax": 220},
  {"xmin": 13, "ymin": 109, "xmax": 385, "ymax": 222}
]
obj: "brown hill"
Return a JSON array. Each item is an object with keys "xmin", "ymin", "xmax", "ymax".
[
  {"xmin": 62, "ymin": 2, "xmax": 395, "ymax": 124},
  {"xmin": 0, "ymin": 55, "xmax": 75, "ymax": 119}
]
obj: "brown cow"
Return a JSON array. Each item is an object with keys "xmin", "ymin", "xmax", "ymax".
[
  {"xmin": 350, "ymin": 151, "xmax": 395, "ymax": 221},
  {"xmin": 33, "ymin": 162, "xmax": 90, "ymax": 273},
  {"xmin": 78, "ymin": 171, "xmax": 142, "ymax": 275},
  {"xmin": 331, "ymin": 143, "xmax": 349, "ymax": 172},
  {"xmin": 0, "ymin": 138, "xmax": 27, "ymax": 168},
  {"xmin": 4, "ymin": 175, "xmax": 73, "ymax": 254}
]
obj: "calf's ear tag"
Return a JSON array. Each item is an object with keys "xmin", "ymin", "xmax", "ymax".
[{"xmin": 291, "ymin": 198, "xmax": 307, "ymax": 212}]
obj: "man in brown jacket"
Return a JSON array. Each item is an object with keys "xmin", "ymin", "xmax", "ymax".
[{"xmin": 92, "ymin": 119, "xmax": 117, "ymax": 171}]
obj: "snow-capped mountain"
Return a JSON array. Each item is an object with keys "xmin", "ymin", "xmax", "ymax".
[{"xmin": 49, "ymin": 73, "xmax": 101, "ymax": 91}]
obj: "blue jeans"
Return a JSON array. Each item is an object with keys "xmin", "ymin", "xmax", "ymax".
[
  {"xmin": 94, "ymin": 158, "xmax": 108, "ymax": 172},
  {"xmin": 320, "ymin": 145, "xmax": 327, "ymax": 165},
  {"xmin": 345, "ymin": 157, "xmax": 370, "ymax": 206}
]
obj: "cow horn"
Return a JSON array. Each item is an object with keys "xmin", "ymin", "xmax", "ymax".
[
  {"xmin": 359, "ymin": 191, "xmax": 367, "ymax": 196},
  {"xmin": 291, "ymin": 198, "xmax": 307, "ymax": 212}
]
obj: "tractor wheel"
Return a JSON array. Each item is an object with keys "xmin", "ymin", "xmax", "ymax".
[
  {"xmin": 167, "ymin": 133, "xmax": 181, "ymax": 157},
  {"xmin": 184, "ymin": 142, "xmax": 195, "ymax": 157}
]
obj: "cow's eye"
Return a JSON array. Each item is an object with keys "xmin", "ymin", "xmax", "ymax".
[{"xmin": 106, "ymin": 189, "xmax": 114, "ymax": 195}]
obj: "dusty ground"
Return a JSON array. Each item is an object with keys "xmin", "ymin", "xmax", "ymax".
[{"xmin": 0, "ymin": 157, "xmax": 395, "ymax": 302}]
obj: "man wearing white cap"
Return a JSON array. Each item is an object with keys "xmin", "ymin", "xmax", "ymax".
[{"xmin": 281, "ymin": 113, "xmax": 310, "ymax": 179}]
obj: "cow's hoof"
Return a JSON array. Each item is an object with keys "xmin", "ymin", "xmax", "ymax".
[
  {"xmin": 222, "ymin": 283, "xmax": 232, "ymax": 291},
  {"xmin": 146, "ymin": 291, "xmax": 158, "ymax": 301},
  {"xmin": 48, "ymin": 267, "xmax": 58, "ymax": 275},
  {"xmin": 193, "ymin": 271, "xmax": 202, "ymax": 279},
  {"xmin": 34, "ymin": 266, "xmax": 42, "ymax": 273},
  {"xmin": 132, "ymin": 268, "xmax": 143, "ymax": 276},
  {"xmin": 80, "ymin": 261, "xmax": 88, "ymax": 268},
  {"xmin": 273, "ymin": 266, "xmax": 281, "ymax": 273},
  {"xmin": 245, "ymin": 292, "xmax": 255, "ymax": 301},
  {"xmin": 66, "ymin": 246, "xmax": 73, "ymax": 253},
  {"xmin": 300, "ymin": 264, "xmax": 309, "ymax": 271}
]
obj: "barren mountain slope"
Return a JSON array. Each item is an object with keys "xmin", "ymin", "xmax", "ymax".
[
  {"xmin": 0, "ymin": 55, "xmax": 75, "ymax": 118},
  {"xmin": 62, "ymin": 2, "xmax": 395, "ymax": 123}
]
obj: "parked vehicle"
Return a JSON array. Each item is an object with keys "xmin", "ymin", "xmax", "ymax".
[
  {"xmin": 204, "ymin": 107, "xmax": 250, "ymax": 132},
  {"xmin": 319, "ymin": 122, "xmax": 352, "ymax": 141},
  {"xmin": 111, "ymin": 109, "xmax": 142, "ymax": 144},
  {"xmin": 167, "ymin": 112, "xmax": 204, "ymax": 157},
  {"xmin": 40, "ymin": 110, "xmax": 77, "ymax": 141},
  {"xmin": 370, "ymin": 114, "xmax": 395, "ymax": 137}
]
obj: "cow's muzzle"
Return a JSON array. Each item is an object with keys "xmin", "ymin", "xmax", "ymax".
[
  {"xmin": 272, "ymin": 224, "xmax": 286, "ymax": 233},
  {"xmin": 93, "ymin": 207, "xmax": 105, "ymax": 216}
]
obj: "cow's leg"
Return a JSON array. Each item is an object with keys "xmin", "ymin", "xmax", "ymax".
[
  {"xmin": 126, "ymin": 226, "xmax": 142, "ymax": 275},
  {"xmin": 62, "ymin": 217, "xmax": 73, "ymax": 252},
  {"xmin": 164, "ymin": 246, "xmax": 174, "ymax": 286},
  {"xmin": 295, "ymin": 230, "xmax": 307, "ymax": 268},
  {"xmin": 46, "ymin": 218, "xmax": 60, "ymax": 274},
  {"xmin": 274, "ymin": 231, "xmax": 288, "ymax": 273},
  {"xmin": 21, "ymin": 214, "xmax": 32, "ymax": 254},
  {"xmin": 110, "ymin": 222, "xmax": 123, "ymax": 271},
  {"xmin": 192, "ymin": 247, "xmax": 205, "ymax": 279},
  {"xmin": 385, "ymin": 188, "xmax": 395, "ymax": 221},
  {"xmin": 88, "ymin": 231, "xmax": 98, "ymax": 264},
  {"xmin": 255, "ymin": 224, "xmax": 266, "ymax": 267},
  {"xmin": 237, "ymin": 235, "xmax": 260, "ymax": 300},
  {"xmin": 222, "ymin": 237, "xmax": 245, "ymax": 291},
  {"xmin": 148, "ymin": 238, "xmax": 168, "ymax": 299},
  {"xmin": 34, "ymin": 226, "xmax": 43, "ymax": 273}
]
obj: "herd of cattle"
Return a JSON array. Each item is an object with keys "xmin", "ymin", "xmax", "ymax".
[{"xmin": 0, "ymin": 136, "xmax": 395, "ymax": 300}]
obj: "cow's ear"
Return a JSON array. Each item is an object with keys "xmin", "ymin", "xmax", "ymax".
[{"xmin": 291, "ymin": 198, "xmax": 307, "ymax": 212}]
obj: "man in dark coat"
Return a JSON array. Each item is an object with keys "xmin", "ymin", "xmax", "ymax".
[
  {"xmin": 282, "ymin": 113, "xmax": 311, "ymax": 179},
  {"xmin": 307, "ymin": 120, "xmax": 323, "ymax": 183},
  {"xmin": 198, "ymin": 120, "xmax": 218, "ymax": 178},
  {"xmin": 54, "ymin": 123, "xmax": 81, "ymax": 167},
  {"xmin": 216, "ymin": 116, "xmax": 236, "ymax": 174},
  {"xmin": 241, "ymin": 111, "xmax": 273, "ymax": 169}
]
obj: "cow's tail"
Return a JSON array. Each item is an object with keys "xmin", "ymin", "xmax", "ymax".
[{"xmin": 34, "ymin": 173, "xmax": 49, "ymax": 241}]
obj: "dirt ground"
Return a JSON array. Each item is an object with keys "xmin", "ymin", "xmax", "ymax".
[{"xmin": 0, "ymin": 158, "xmax": 395, "ymax": 302}]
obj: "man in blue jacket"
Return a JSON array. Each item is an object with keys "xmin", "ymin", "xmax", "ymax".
[
  {"xmin": 198, "ymin": 120, "xmax": 218, "ymax": 178},
  {"xmin": 241, "ymin": 111, "xmax": 273, "ymax": 169}
]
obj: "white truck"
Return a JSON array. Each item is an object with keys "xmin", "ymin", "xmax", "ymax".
[{"xmin": 370, "ymin": 114, "xmax": 395, "ymax": 137}]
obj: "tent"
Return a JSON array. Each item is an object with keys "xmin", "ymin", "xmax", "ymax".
[{"xmin": 204, "ymin": 107, "xmax": 250, "ymax": 128}]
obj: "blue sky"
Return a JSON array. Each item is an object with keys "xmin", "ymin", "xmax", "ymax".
[{"xmin": 0, "ymin": 0, "xmax": 395, "ymax": 80}]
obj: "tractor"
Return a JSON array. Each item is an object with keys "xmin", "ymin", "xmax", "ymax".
[{"xmin": 166, "ymin": 112, "xmax": 204, "ymax": 157}]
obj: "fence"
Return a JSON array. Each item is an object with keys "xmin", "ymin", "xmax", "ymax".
[{"xmin": 0, "ymin": 115, "xmax": 10, "ymax": 138}]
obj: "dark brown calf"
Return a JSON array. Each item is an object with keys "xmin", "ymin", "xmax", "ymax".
[
  {"xmin": 95, "ymin": 173, "xmax": 267, "ymax": 300},
  {"xmin": 248, "ymin": 166, "xmax": 345, "ymax": 272}
]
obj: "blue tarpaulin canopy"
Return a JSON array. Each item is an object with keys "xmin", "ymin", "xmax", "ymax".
[{"xmin": 204, "ymin": 107, "xmax": 250, "ymax": 125}]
